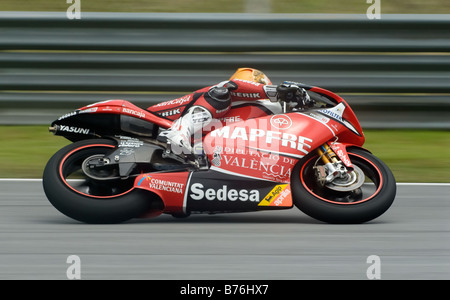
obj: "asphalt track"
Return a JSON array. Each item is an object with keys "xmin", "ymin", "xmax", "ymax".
[{"xmin": 0, "ymin": 180, "xmax": 448, "ymax": 280}]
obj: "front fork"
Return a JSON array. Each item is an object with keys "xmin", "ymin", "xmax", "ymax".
[{"xmin": 314, "ymin": 142, "xmax": 352, "ymax": 186}]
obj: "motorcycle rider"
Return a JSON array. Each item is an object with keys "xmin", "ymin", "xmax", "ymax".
[{"xmin": 156, "ymin": 68, "xmax": 314, "ymax": 154}]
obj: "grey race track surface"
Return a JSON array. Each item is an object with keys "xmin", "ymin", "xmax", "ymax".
[{"xmin": 0, "ymin": 180, "xmax": 448, "ymax": 280}]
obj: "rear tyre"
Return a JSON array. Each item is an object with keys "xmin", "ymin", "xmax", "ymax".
[
  {"xmin": 292, "ymin": 148, "xmax": 396, "ymax": 224},
  {"xmin": 43, "ymin": 139, "xmax": 155, "ymax": 224}
]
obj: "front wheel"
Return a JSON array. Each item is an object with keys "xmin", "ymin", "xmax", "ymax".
[
  {"xmin": 292, "ymin": 148, "xmax": 396, "ymax": 224},
  {"xmin": 43, "ymin": 139, "xmax": 155, "ymax": 224}
]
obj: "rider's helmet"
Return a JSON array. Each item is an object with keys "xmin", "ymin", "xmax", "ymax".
[{"xmin": 229, "ymin": 68, "xmax": 272, "ymax": 85}]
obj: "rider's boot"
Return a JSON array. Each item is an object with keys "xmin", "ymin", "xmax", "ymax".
[{"xmin": 157, "ymin": 106, "xmax": 212, "ymax": 156}]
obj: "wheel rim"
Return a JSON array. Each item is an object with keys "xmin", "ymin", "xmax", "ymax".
[
  {"xmin": 81, "ymin": 154, "xmax": 120, "ymax": 181},
  {"xmin": 59, "ymin": 144, "xmax": 135, "ymax": 199},
  {"xmin": 300, "ymin": 153, "xmax": 383, "ymax": 205}
]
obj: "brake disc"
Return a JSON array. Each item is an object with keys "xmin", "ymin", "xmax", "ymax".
[{"xmin": 325, "ymin": 164, "xmax": 365, "ymax": 192}]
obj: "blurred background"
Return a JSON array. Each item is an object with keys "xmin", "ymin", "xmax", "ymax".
[
  {"xmin": 2, "ymin": 0, "xmax": 450, "ymax": 13},
  {"xmin": 0, "ymin": 0, "xmax": 449, "ymax": 181}
]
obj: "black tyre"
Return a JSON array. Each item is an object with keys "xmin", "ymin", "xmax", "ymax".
[
  {"xmin": 292, "ymin": 148, "xmax": 396, "ymax": 224},
  {"xmin": 43, "ymin": 139, "xmax": 154, "ymax": 224}
]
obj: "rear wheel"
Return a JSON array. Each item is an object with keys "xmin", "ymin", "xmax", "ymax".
[
  {"xmin": 43, "ymin": 139, "xmax": 155, "ymax": 224},
  {"xmin": 292, "ymin": 148, "xmax": 396, "ymax": 223}
]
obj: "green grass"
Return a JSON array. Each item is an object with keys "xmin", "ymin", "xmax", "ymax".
[
  {"xmin": 1, "ymin": 0, "xmax": 450, "ymax": 14},
  {"xmin": 362, "ymin": 130, "xmax": 450, "ymax": 183},
  {"xmin": 0, "ymin": 126, "xmax": 448, "ymax": 182},
  {"xmin": 0, "ymin": 126, "xmax": 70, "ymax": 179}
]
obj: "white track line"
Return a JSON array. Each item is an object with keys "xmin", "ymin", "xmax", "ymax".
[
  {"xmin": 396, "ymin": 182, "xmax": 450, "ymax": 186},
  {"xmin": 0, "ymin": 178, "xmax": 43, "ymax": 182},
  {"xmin": 0, "ymin": 179, "xmax": 449, "ymax": 186}
]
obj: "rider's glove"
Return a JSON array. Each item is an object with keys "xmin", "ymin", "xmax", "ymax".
[{"xmin": 276, "ymin": 82, "xmax": 314, "ymax": 110}]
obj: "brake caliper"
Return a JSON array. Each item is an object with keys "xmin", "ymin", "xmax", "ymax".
[{"xmin": 314, "ymin": 142, "xmax": 350, "ymax": 186}]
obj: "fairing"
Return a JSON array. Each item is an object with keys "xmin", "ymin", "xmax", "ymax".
[{"xmin": 49, "ymin": 83, "xmax": 368, "ymax": 216}]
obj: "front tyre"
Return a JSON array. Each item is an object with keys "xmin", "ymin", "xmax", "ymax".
[
  {"xmin": 43, "ymin": 139, "xmax": 153, "ymax": 224},
  {"xmin": 292, "ymin": 148, "xmax": 396, "ymax": 224}
]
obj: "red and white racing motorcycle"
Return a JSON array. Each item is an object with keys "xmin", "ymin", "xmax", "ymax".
[{"xmin": 43, "ymin": 79, "xmax": 396, "ymax": 224}]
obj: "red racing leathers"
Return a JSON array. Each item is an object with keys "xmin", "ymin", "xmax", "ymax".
[
  {"xmin": 148, "ymin": 78, "xmax": 309, "ymax": 154},
  {"xmin": 148, "ymin": 79, "xmax": 278, "ymax": 122}
]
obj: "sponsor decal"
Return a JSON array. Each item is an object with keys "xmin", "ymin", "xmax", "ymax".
[
  {"xmin": 221, "ymin": 154, "xmax": 292, "ymax": 182},
  {"xmin": 79, "ymin": 107, "xmax": 98, "ymax": 114},
  {"xmin": 207, "ymin": 144, "xmax": 299, "ymax": 183},
  {"xmin": 122, "ymin": 107, "xmax": 145, "ymax": 119},
  {"xmin": 331, "ymin": 124, "xmax": 339, "ymax": 132},
  {"xmin": 58, "ymin": 111, "xmax": 78, "ymax": 121},
  {"xmin": 153, "ymin": 178, "xmax": 184, "ymax": 193},
  {"xmin": 192, "ymin": 111, "xmax": 211, "ymax": 125},
  {"xmin": 138, "ymin": 175, "xmax": 185, "ymax": 194},
  {"xmin": 136, "ymin": 172, "xmax": 190, "ymax": 213},
  {"xmin": 230, "ymin": 92, "xmax": 261, "ymax": 98},
  {"xmin": 158, "ymin": 108, "xmax": 181, "ymax": 117},
  {"xmin": 189, "ymin": 183, "xmax": 260, "ymax": 202},
  {"xmin": 258, "ymin": 184, "xmax": 292, "ymax": 207},
  {"xmin": 217, "ymin": 115, "xmax": 242, "ymax": 123},
  {"xmin": 118, "ymin": 136, "xmax": 144, "ymax": 148},
  {"xmin": 119, "ymin": 148, "xmax": 135, "ymax": 156},
  {"xmin": 308, "ymin": 112, "xmax": 330, "ymax": 124},
  {"xmin": 233, "ymin": 79, "xmax": 262, "ymax": 87},
  {"xmin": 210, "ymin": 126, "xmax": 313, "ymax": 154},
  {"xmin": 185, "ymin": 170, "xmax": 294, "ymax": 213},
  {"xmin": 330, "ymin": 142, "xmax": 353, "ymax": 168},
  {"xmin": 270, "ymin": 115, "xmax": 292, "ymax": 130},
  {"xmin": 219, "ymin": 147, "xmax": 281, "ymax": 159},
  {"xmin": 154, "ymin": 95, "xmax": 191, "ymax": 108},
  {"xmin": 215, "ymin": 107, "xmax": 230, "ymax": 114},
  {"xmin": 318, "ymin": 103, "xmax": 346, "ymax": 122},
  {"xmin": 59, "ymin": 125, "xmax": 90, "ymax": 135}
]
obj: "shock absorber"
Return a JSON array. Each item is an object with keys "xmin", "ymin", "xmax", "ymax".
[
  {"xmin": 314, "ymin": 143, "xmax": 346, "ymax": 185},
  {"xmin": 318, "ymin": 143, "xmax": 338, "ymax": 165}
]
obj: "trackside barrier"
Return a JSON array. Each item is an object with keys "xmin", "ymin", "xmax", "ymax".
[{"xmin": 0, "ymin": 12, "xmax": 449, "ymax": 128}]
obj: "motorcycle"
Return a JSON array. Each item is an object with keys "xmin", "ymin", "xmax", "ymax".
[{"xmin": 43, "ymin": 78, "xmax": 396, "ymax": 224}]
